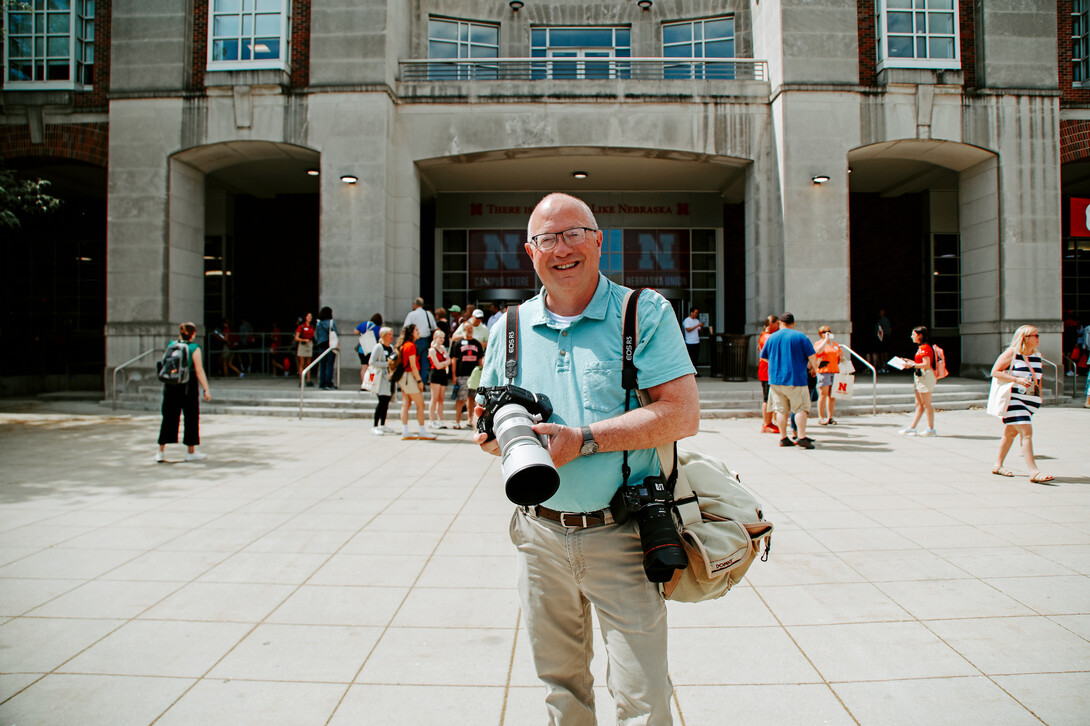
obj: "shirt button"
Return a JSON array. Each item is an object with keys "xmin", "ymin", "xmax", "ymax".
[
  {"xmin": 561, "ymin": 330, "xmax": 568, "ymax": 337},
  {"xmin": 560, "ymin": 350, "xmax": 566, "ymax": 356}
]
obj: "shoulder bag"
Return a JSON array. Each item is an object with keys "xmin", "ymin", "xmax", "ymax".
[{"xmin": 986, "ymin": 352, "xmax": 1016, "ymax": 418}]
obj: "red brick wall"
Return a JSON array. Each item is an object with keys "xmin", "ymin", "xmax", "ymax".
[
  {"xmin": 1059, "ymin": 1, "xmax": 1090, "ymax": 105},
  {"xmin": 1061, "ymin": 120, "xmax": 1090, "ymax": 163},
  {"xmin": 191, "ymin": 0, "xmax": 310, "ymax": 90},
  {"xmin": 74, "ymin": 0, "xmax": 110, "ymax": 109},
  {"xmin": 857, "ymin": 0, "xmax": 975, "ymax": 88},
  {"xmin": 0, "ymin": 123, "xmax": 108, "ymax": 167}
]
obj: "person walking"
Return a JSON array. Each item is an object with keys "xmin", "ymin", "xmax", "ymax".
[
  {"xmin": 314, "ymin": 306, "xmax": 338, "ymax": 390},
  {"xmin": 403, "ymin": 297, "xmax": 437, "ymax": 381},
  {"xmin": 451, "ymin": 324, "xmax": 484, "ymax": 429},
  {"xmin": 156, "ymin": 322, "xmax": 212, "ymax": 463},
  {"xmin": 760, "ymin": 312, "xmax": 818, "ymax": 449},
  {"xmin": 682, "ymin": 307, "xmax": 703, "ymax": 376},
  {"xmin": 814, "ymin": 325, "xmax": 846, "ymax": 425},
  {"xmin": 990, "ymin": 325, "xmax": 1053, "ymax": 483},
  {"xmin": 395, "ymin": 323, "xmax": 436, "ymax": 440},
  {"xmin": 294, "ymin": 312, "xmax": 315, "ymax": 387},
  {"xmin": 355, "ymin": 313, "xmax": 382, "ymax": 391},
  {"xmin": 427, "ymin": 330, "xmax": 452, "ymax": 428},
  {"xmin": 757, "ymin": 314, "xmax": 780, "ymax": 433},
  {"xmin": 897, "ymin": 326, "xmax": 937, "ymax": 436},
  {"xmin": 473, "ymin": 193, "xmax": 698, "ymax": 724},
  {"xmin": 369, "ymin": 327, "xmax": 396, "ymax": 435}
]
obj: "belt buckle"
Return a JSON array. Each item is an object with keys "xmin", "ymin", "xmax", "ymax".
[{"xmin": 559, "ymin": 512, "xmax": 586, "ymax": 528}]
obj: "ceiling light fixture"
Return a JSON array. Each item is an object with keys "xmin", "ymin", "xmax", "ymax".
[
  {"xmin": 572, "ymin": 171, "xmax": 588, "ymax": 179},
  {"xmin": 811, "ymin": 174, "xmax": 830, "ymax": 184},
  {"xmin": 306, "ymin": 169, "xmax": 319, "ymax": 176},
  {"xmin": 340, "ymin": 175, "xmax": 358, "ymax": 184},
  {"xmin": 638, "ymin": 0, "xmax": 653, "ymax": 10},
  {"xmin": 509, "ymin": 1, "xmax": 524, "ymax": 11}
]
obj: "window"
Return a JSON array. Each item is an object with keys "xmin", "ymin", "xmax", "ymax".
[
  {"xmin": 1075, "ymin": 1, "xmax": 1090, "ymax": 84},
  {"xmin": 876, "ymin": 0, "xmax": 959, "ymax": 71},
  {"xmin": 931, "ymin": 234, "xmax": 960, "ymax": 330},
  {"xmin": 662, "ymin": 16, "xmax": 735, "ymax": 80},
  {"xmin": 208, "ymin": 0, "xmax": 290, "ymax": 72},
  {"xmin": 531, "ymin": 27, "xmax": 630, "ymax": 79},
  {"xmin": 427, "ymin": 17, "xmax": 499, "ymax": 79},
  {"xmin": 5, "ymin": 0, "xmax": 95, "ymax": 88}
]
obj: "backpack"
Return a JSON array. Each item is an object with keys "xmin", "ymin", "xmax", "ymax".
[
  {"xmin": 931, "ymin": 343, "xmax": 948, "ymax": 380},
  {"xmin": 156, "ymin": 341, "xmax": 192, "ymax": 386}
]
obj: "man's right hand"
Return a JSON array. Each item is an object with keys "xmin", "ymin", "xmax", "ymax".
[{"xmin": 473, "ymin": 405, "xmax": 500, "ymax": 455}]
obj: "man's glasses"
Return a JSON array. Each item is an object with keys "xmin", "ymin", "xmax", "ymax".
[{"xmin": 529, "ymin": 227, "xmax": 598, "ymax": 251}]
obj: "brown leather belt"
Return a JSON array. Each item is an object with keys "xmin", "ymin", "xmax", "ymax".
[{"xmin": 525, "ymin": 505, "xmax": 614, "ymax": 529}]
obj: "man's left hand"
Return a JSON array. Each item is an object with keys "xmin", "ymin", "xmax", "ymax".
[{"xmin": 533, "ymin": 422, "xmax": 582, "ymax": 469}]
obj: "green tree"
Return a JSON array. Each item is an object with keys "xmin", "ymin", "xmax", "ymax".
[{"xmin": 0, "ymin": 163, "xmax": 62, "ymax": 230}]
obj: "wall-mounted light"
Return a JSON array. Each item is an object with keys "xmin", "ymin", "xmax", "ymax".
[
  {"xmin": 509, "ymin": 1, "xmax": 524, "ymax": 11},
  {"xmin": 340, "ymin": 175, "xmax": 358, "ymax": 184},
  {"xmin": 305, "ymin": 169, "xmax": 319, "ymax": 176},
  {"xmin": 637, "ymin": 0, "xmax": 653, "ymax": 10},
  {"xmin": 811, "ymin": 175, "xmax": 830, "ymax": 184},
  {"xmin": 572, "ymin": 171, "xmax": 588, "ymax": 179}
]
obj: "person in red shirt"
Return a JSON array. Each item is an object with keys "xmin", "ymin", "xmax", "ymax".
[
  {"xmin": 814, "ymin": 325, "xmax": 846, "ymax": 425},
  {"xmin": 294, "ymin": 312, "xmax": 316, "ymax": 387},
  {"xmin": 757, "ymin": 315, "xmax": 780, "ymax": 433},
  {"xmin": 898, "ymin": 326, "xmax": 937, "ymax": 436},
  {"xmin": 395, "ymin": 323, "xmax": 435, "ymax": 440}
]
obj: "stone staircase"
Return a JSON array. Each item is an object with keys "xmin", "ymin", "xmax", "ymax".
[{"xmin": 105, "ymin": 373, "xmax": 1016, "ymax": 420}]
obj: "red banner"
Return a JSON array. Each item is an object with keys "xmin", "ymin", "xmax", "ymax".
[{"xmin": 1071, "ymin": 197, "xmax": 1090, "ymax": 238}]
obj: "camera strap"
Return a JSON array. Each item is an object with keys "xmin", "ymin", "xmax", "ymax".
[{"xmin": 504, "ymin": 304, "xmax": 519, "ymax": 384}]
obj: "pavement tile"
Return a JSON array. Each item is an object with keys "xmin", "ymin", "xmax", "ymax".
[
  {"xmin": 1049, "ymin": 613, "xmax": 1090, "ymax": 640},
  {"xmin": 0, "ymin": 673, "xmax": 194, "ymax": 726},
  {"xmin": 155, "ymin": 679, "xmax": 345, "ymax": 726},
  {"xmin": 926, "ymin": 616, "xmax": 1090, "ymax": 675},
  {"xmin": 208, "ymin": 623, "xmax": 382, "ymax": 683},
  {"xmin": 0, "ymin": 525, "xmax": 94, "ymax": 549},
  {"xmin": 196, "ymin": 552, "xmax": 328, "ymax": 585},
  {"xmin": 58, "ymin": 620, "xmax": 251, "ymax": 677},
  {"xmin": 0, "ymin": 672, "xmax": 44, "ymax": 703},
  {"xmin": 391, "ymin": 587, "xmax": 520, "ymax": 629},
  {"xmin": 139, "ymin": 581, "xmax": 294, "ymax": 622},
  {"xmin": 932, "ymin": 547, "xmax": 1079, "ymax": 579},
  {"xmin": 308, "ymin": 553, "xmax": 430, "ymax": 588},
  {"xmin": 240, "ymin": 528, "xmax": 354, "ymax": 554},
  {"xmin": 27, "ymin": 580, "xmax": 182, "ymax": 620},
  {"xmin": 992, "ymin": 672, "xmax": 1090, "ymax": 726},
  {"xmin": 266, "ymin": 585, "xmax": 409, "ymax": 627},
  {"xmin": 502, "ymin": 685, "xmax": 662, "ymax": 725},
  {"xmin": 356, "ymin": 627, "xmax": 515, "ymax": 686},
  {"xmin": 1026, "ymin": 544, "xmax": 1090, "ymax": 575},
  {"xmin": 0, "ymin": 578, "xmax": 82, "ymax": 616},
  {"xmin": 837, "ymin": 548, "xmax": 971, "ymax": 582},
  {"xmin": 832, "ymin": 676, "xmax": 1042, "ymax": 726},
  {"xmin": 666, "ymin": 587, "xmax": 778, "ymax": 628},
  {"xmin": 0, "ymin": 617, "xmax": 124, "ymax": 672},
  {"xmin": 415, "ymin": 554, "xmax": 516, "ymax": 588},
  {"xmin": 984, "ymin": 575, "xmax": 1090, "ymax": 615},
  {"xmin": 339, "ymin": 530, "xmax": 445, "ymax": 556},
  {"xmin": 875, "ymin": 579, "xmax": 1035, "ymax": 620},
  {"xmin": 758, "ymin": 582, "xmax": 911, "ymax": 625},
  {"xmin": 786, "ymin": 621, "xmax": 979, "ymax": 682},
  {"xmin": 53, "ymin": 526, "xmax": 189, "ymax": 551},
  {"xmin": 329, "ymin": 684, "xmax": 505, "ymax": 726},
  {"xmin": 745, "ymin": 552, "xmax": 867, "ymax": 586},
  {"xmin": 675, "ymin": 684, "xmax": 855, "ymax": 725},
  {"xmin": 668, "ymin": 626, "xmax": 823, "ymax": 685},
  {"xmin": 0, "ymin": 547, "xmax": 145, "ymax": 580},
  {"xmin": 98, "ymin": 550, "xmax": 230, "ymax": 582}
]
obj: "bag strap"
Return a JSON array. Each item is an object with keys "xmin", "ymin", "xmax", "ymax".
[
  {"xmin": 620, "ymin": 289, "xmax": 701, "ymax": 527},
  {"xmin": 504, "ymin": 304, "xmax": 519, "ymax": 384}
]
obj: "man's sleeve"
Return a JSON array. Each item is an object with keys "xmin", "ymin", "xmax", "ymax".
[
  {"xmin": 803, "ymin": 337, "xmax": 817, "ymax": 357},
  {"xmin": 632, "ymin": 290, "xmax": 695, "ymax": 390}
]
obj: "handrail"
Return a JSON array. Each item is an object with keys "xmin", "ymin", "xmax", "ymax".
[
  {"xmin": 1061, "ymin": 354, "xmax": 1081, "ymax": 400},
  {"xmin": 399, "ymin": 57, "xmax": 769, "ymax": 83},
  {"xmin": 840, "ymin": 344, "xmax": 877, "ymax": 415},
  {"xmin": 111, "ymin": 348, "xmax": 159, "ymax": 410},
  {"xmin": 1040, "ymin": 357, "xmax": 1059, "ymax": 400},
  {"xmin": 299, "ymin": 346, "xmax": 338, "ymax": 419}
]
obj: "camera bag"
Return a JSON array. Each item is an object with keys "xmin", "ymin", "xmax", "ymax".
[{"xmin": 621, "ymin": 289, "xmax": 773, "ymax": 602}]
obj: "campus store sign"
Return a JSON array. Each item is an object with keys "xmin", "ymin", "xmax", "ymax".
[
  {"xmin": 622, "ymin": 229, "xmax": 690, "ymax": 289},
  {"xmin": 468, "ymin": 230, "xmax": 535, "ymax": 289}
]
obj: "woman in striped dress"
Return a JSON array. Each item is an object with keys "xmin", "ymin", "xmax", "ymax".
[{"xmin": 990, "ymin": 325, "xmax": 1053, "ymax": 483}]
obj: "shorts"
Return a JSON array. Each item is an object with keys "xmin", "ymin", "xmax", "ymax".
[
  {"xmin": 769, "ymin": 384, "xmax": 811, "ymax": 415},
  {"xmin": 297, "ymin": 341, "xmax": 313, "ymax": 357},
  {"xmin": 358, "ymin": 351, "xmax": 371, "ymax": 366},
  {"xmin": 429, "ymin": 369, "xmax": 449, "ymax": 386},
  {"xmin": 455, "ymin": 376, "xmax": 470, "ymax": 402},
  {"xmin": 914, "ymin": 368, "xmax": 936, "ymax": 393},
  {"xmin": 760, "ymin": 380, "xmax": 770, "ymax": 402},
  {"xmin": 400, "ymin": 375, "xmax": 421, "ymax": 396},
  {"xmin": 817, "ymin": 372, "xmax": 835, "ymax": 388}
]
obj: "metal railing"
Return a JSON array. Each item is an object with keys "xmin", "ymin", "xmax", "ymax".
[
  {"xmin": 111, "ymin": 348, "xmax": 159, "ymax": 410},
  {"xmin": 1040, "ymin": 357, "xmax": 1060, "ymax": 400},
  {"xmin": 1061, "ymin": 354, "xmax": 1084, "ymax": 400},
  {"xmin": 299, "ymin": 346, "xmax": 340, "ymax": 419},
  {"xmin": 840, "ymin": 344, "xmax": 877, "ymax": 415},
  {"xmin": 400, "ymin": 57, "xmax": 768, "ymax": 83}
]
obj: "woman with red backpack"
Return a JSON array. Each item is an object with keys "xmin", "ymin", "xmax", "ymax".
[{"xmin": 897, "ymin": 325, "xmax": 937, "ymax": 437}]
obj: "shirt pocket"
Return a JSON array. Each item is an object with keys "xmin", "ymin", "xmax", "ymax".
[{"xmin": 581, "ymin": 359, "xmax": 625, "ymax": 414}]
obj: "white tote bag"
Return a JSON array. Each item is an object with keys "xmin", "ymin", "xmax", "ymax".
[
  {"xmin": 831, "ymin": 372, "xmax": 854, "ymax": 399},
  {"xmin": 986, "ymin": 378, "xmax": 1013, "ymax": 417}
]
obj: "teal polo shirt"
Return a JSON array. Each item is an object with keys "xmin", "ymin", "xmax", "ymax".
[{"xmin": 478, "ymin": 275, "xmax": 695, "ymax": 513}]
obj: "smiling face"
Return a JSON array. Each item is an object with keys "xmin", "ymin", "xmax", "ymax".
[{"xmin": 526, "ymin": 194, "xmax": 602, "ymax": 315}]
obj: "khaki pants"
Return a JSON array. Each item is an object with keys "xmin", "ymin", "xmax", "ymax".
[{"xmin": 510, "ymin": 509, "xmax": 673, "ymax": 726}]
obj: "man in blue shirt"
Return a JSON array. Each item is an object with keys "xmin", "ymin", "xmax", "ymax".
[
  {"xmin": 760, "ymin": 311, "xmax": 818, "ymax": 449},
  {"xmin": 474, "ymin": 193, "xmax": 698, "ymax": 725}
]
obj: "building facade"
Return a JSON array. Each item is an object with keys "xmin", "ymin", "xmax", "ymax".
[{"xmin": 0, "ymin": 0, "xmax": 1075, "ymax": 388}]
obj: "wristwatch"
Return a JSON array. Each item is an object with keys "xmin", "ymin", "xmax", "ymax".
[{"xmin": 579, "ymin": 426, "xmax": 599, "ymax": 456}]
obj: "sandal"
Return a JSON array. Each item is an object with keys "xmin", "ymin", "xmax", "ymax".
[
  {"xmin": 827, "ymin": 418, "xmax": 837, "ymax": 425},
  {"xmin": 991, "ymin": 467, "xmax": 1014, "ymax": 477},
  {"xmin": 1029, "ymin": 472, "xmax": 1055, "ymax": 484}
]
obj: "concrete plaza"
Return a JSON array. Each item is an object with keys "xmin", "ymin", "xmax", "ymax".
[{"xmin": 0, "ymin": 400, "xmax": 1088, "ymax": 725}]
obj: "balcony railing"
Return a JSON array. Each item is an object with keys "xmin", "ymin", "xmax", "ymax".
[{"xmin": 400, "ymin": 57, "xmax": 768, "ymax": 83}]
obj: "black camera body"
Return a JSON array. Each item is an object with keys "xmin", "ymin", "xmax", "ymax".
[
  {"xmin": 611, "ymin": 475, "xmax": 688, "ymax": 583},
  {"xmin": 477, "ymin": 385, "xmax": 560, "ymax": 506}
]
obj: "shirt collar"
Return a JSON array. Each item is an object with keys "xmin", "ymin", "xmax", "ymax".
[{"xmin": 525, "ymin": 274, "xmax": 612, "ymax": 328}]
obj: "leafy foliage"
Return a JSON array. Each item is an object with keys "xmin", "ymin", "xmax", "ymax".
[{"xmin": 0, "ymin": 163, "xmax": 63, "ymax": 229}]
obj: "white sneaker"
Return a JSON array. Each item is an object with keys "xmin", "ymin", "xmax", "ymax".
[
  {"xmin": 898, "ymin": 428, "xmax": 917, "ymax": 436},
  {"xmin": 371, "ymin": 426, "xmax": 384, "ymax": 436},
  {"xmin": 418, "ymin": 429, "xmax": 437, "ymax": 440},
  {"xmin": 918, "ymin": 428, "xmax": 937, "ymax": 437},
  {"xmin": 381, "ymin": 425, "xmax": 395, "ymax": 434},
  {"xmin": 155, "ymin": 450, "xmax": 165, "ymax": 463},
  {"xmin": 185, "ymin": 451, "xmax": 207, "ymax": 462}
]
